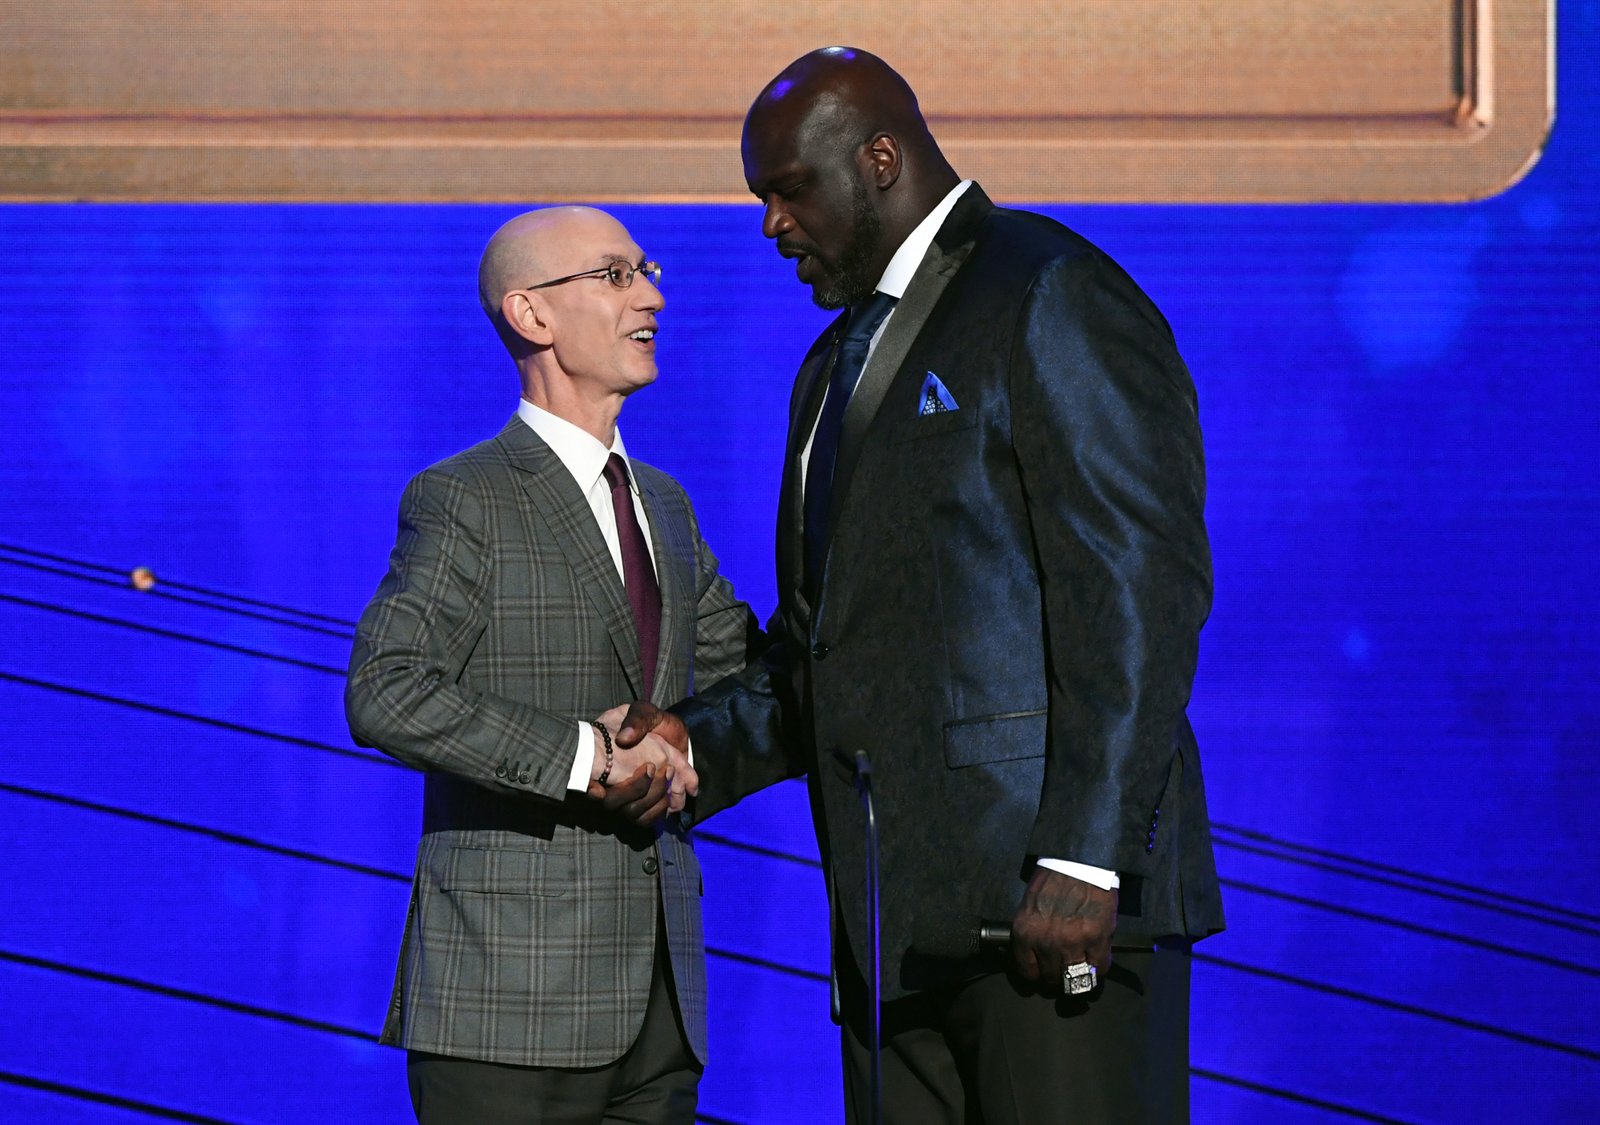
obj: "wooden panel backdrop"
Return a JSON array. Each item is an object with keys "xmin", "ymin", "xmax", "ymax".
[{"xmin": 0, "ymin": 0, "xmax": 1553, "ymax": 201}]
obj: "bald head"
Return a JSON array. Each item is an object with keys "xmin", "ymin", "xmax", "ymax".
[
  {"xmin": 478, "ymin": 207, "xmax": 626, "ymax": 336},
  {"xmin": 747, "ymin": 47, "xmax": 937, "ymax": 167},
  {"xmin": 741, "ymin": 48, "xmax": 958, "ymax": 308}
]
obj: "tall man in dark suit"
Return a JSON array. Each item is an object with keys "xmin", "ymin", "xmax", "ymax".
[
  {"xmin": 347, "ymin": 206, "xmax": 759, "ymax": 1125},
  {"xmin": 615, "ymin": 48, "xmax": 1224, "ymax": 1123}
]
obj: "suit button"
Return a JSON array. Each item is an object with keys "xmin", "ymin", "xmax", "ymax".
[
  {"xmin": 494, "ymin": 765, "xmax": 507, "ymax": 779},
  {"xmin": 518, "ymin": 771, "xmax": 531, "ymax": 784},
  {"xmin": 642, "ymin": 856, "xmax": 659, "ymax": 875},
  {"xmin": 811, "ymin": 642, "xmax": 830, "ymax": 660}
]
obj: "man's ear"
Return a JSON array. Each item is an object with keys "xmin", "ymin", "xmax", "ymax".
[
  {"xmin": 502, "ymin": 290, "xmax": 555, "ymax": 347},
  {"xmin": 863, "ymin": 132, "xmax": 902, "ymax": 190}
]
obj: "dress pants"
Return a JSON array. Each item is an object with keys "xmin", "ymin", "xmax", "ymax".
[
  {"xmin": 840, "ymin": 943, "xmax": 1192, "ymax": 1125},
  {"xmin": 407, "ymin": 920, "xmax": 700, "ymax": 1125}
]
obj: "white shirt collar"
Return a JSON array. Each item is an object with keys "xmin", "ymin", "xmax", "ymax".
[
  {"xmin": 874, "ymin": 180, "xmax": 973, "ymax": 299},
  {"xmin": 515, "ymin": 398, "xmax": 634, "ymax": 496}
]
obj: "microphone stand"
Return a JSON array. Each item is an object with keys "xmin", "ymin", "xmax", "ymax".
[{"xmin": 853, "ymin": 749, "xmax": 882, "ymax": 1125}]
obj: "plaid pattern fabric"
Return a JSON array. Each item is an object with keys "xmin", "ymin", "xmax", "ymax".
[{"xmin": 347, "ymin": 417, "xmax": 753, "ymax": 1067}]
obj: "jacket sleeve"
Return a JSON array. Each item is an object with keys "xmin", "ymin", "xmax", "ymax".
[
  {"xmin": 682, "ymin": 490, "xmax": 766, "ymax": 691},
  {"xmin": 674, "ymin": 607, "xmax": 809, "ymax": 828},
  {"xmin": 1009, "ymin": 251, "xmax": 1212, "ymax": 874},
  {"xmin": 344, "ymin": 467, "xmax": 582, "ymax": 801}
]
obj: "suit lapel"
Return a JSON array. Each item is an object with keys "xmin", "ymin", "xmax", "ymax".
[
  {"xmin": 828, "ymin": 185, "xmax": 994, "ymax": 539},
  {"xmin": 777, "ymin": 322, "xmax": 846, "ymax": 619},
  {"xmin": 636, "ymin": 471, "xmax": 687, "ymax": 703},
  {"xmin": 788, "ymin": 316, "xmax": 846, "ymax": 459},
  {"xmin": 494, "ymin": 417, "xmax": 647, "ymax": 698}
]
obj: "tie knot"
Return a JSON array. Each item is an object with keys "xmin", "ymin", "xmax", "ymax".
[
  {"xmin": 603, "ymin": 453, "xmax": 632, "ymax": 493},
  {"xmin": 843, "ymin": 290, "xmax": 897, "ymax": 343}
]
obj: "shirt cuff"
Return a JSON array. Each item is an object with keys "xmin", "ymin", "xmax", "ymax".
[
  {"xmin": 1036, "ymin": 858, "xmax": 1120, "ymax": 890},
  {"xmin": 565, "ymin": 722, "xmax": 592, "ymax": 792}
]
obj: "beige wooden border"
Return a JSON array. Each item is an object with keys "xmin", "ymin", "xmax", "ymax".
[{"xmin": 0, "ymin": 1, "xmax": 1553, "ymax": 202}]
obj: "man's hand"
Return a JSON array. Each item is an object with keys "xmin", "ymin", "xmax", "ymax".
[
  {"xmin": 586, "ymin": 706, "xmax": 696, "ymax": 824},
  {"xmin": 1009, "ymin": 866, "xmax": 1118, "ymax": 994},
  {"xmin": 609, "ymin": 700, "xmax": 691, "ymax": 757},
  {"xmin": 590, "ymin": 762, "xmax": 673, "ymax": 826}
]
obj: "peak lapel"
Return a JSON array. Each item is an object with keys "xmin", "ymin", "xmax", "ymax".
[
  {"xmin": 493, "ymin": 417, "xmax": 647, "ymax": 697},
  {"xmin": 635, "ymin": 470, "xmax": 686, "ymax": 704},
  {"xmin": 828, "ymin": 186, "xmax": 993, "ymax": 537},
  {"xmin": 777, "ymin": 322, "xmax": 847, "ymax": 618}
]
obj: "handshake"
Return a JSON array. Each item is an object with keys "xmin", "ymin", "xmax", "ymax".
[{"xmin": 585, "ymin": 701, "xmax": 691, "ymax": 826}]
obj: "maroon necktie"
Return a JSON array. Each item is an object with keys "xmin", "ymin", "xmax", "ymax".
[{"xmin": 604, "ymin": 453, "xmax": 661, "ymax": 700}]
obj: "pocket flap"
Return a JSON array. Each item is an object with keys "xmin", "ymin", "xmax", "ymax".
[
  {"xmin": 943, "ymin": 710, "xmax": 1047, "ymax": 767},
  {"xmin": 439, "ymin": 846, "xmax": 568, "ymax": 896}
]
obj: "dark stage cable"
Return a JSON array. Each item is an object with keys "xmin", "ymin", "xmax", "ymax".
[
  {"xmin": 0, "ymin": 592, "xmax": 346, "ymax": 676},
  {"xmin": 0, "ymin": 669, "xmax": 399, "ymax": 769},
  {"xmin": 0, "ymin": 541, "xmax": 357, "ymax": 636},
  {"xmin": 0, "ymin": 949, "xmax": 372, "ymax": 1042},
  {"xmin": 1213, "ymin": 835, "xmax": 1600, "ymax": 940},
  {"xmin": 1211, "ymin": 821, "xmax": 1600, "ymax": 927},
  {"xmin": 0, "ymin": 1070, "xmax": 246, "ymax": 1125},
  {"xmin": 1189, "ymin": 1068, "xmax": 1423, "ymax": 1124}
]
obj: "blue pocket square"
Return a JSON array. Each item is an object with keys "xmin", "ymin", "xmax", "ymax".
[{"xmin": 918, "ymin": 371, "xmax": 959, "ymax": 415}]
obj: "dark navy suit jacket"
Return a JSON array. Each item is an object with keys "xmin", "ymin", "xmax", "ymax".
[{"xmin": 680, "ymin": 184, "xmax": 1224, "ymax": 1000}]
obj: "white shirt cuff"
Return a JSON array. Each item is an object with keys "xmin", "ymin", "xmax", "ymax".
[
  {"xmin": 565, "ymin": 722, "xmax": 593, "ymax": 791},
  {"xmin": 1036, "ymin": 858, "xmax": 1120, "ymax": 890},
  {"xmin": 570, "ymin": 719, "xmax": 694, "ymax": 793}
]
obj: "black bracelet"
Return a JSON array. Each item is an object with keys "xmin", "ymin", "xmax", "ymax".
[{"xmin": 592, "ymin": 721, "xmax": 613, "ymax": 785}]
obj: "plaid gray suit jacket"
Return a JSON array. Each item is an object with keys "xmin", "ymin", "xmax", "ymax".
[{"xmin": 346, "ymin": 415, "xmax": 756, "ymax": 1068}]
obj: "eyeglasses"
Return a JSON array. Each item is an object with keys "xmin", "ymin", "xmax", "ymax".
[{"xmin": 525, "ymin": 258, "xmax": 662, "ymax": 292}]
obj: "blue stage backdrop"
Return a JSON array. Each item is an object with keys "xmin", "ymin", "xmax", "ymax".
[{"xmin": 3, "ymin": 12, "xmax": 1599, "ymax": 1125}]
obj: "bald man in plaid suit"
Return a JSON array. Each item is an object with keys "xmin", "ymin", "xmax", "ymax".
[{"xmin": 347, "ymin": 207, "xmax": 760, "ymax": 1124}]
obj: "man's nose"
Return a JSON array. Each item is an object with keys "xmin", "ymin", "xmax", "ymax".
[
  {"xmin": 633, "ymin": 274, "xmax": 664, "ymax": 312},
  {"xmin": 761, "ymin": 199, "xmax": 794, "ymax": 241}
]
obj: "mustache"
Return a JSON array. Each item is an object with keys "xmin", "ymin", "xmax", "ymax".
[{"xmin": 777, "ymin": 238, "xmax": 822, "ymax": 260}]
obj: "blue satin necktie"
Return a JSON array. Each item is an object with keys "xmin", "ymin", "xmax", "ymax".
[{"xmin": 803, "ymin": 290, "xmax": 898, "ymax": 594}]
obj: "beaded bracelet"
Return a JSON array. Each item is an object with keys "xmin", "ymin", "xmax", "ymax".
[{"xmin": 592, "ymin": 720, "xmax": 614, "ymax": 785}]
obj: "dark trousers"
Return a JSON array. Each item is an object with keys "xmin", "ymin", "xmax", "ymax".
[
  {"xmin": 840, "ymin": 944, "xmax": 1192, "ymax": 1125},
  {"xmin": 407, "ymin": 925, "xmax": 700, "ymax": 1125}
]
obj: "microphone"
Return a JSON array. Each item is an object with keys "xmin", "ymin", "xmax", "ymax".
[
  {"xmin": 911, "ymin": 915, "xmax": 1013, "ymax": 958},
  {"xmin": 977, "ymin": 921, "xmax": 1012, "ymax": 948},
  {"xmin": 851, "ymin": 749, "xmax": 883, "ymax": 1125}
]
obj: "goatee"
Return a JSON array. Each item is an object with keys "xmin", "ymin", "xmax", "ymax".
[{"xmin": 810, "ymin": 178, "xmax": 883, "ymax": 310}]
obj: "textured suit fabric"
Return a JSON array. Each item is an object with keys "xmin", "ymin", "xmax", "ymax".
[
  {"xmin": 347, "ymin": 415, "xmax": 755, "ymax": 1068},
  {"xmin": 679, "ymin": 184, "xmax": 1224, "ymax": 1004}
]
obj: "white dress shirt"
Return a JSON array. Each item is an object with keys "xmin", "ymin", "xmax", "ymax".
[
  {"xmin": 514, "ymin": 399, "xmax": 658, "ymax": 792},
  {"xmin": 800, "ymin": 180, "xmax": 973, "ymax": 482},
  {"xmin": 801, "ymin": 181, "xmax": 1118, "ymax": 892}
]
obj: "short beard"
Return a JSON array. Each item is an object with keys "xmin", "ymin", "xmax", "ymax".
[{"xmin": 809, "ymin": 177, "xmax": 883, "ymax": 310}]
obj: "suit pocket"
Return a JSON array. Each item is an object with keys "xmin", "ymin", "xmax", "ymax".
[
  {"xmin": 943, "ymin": 709, "xmax": 1047, "ymax": 767},
  {"xmin": 438, "ymin": 846, "xmax": 572, "ymax": 897},
  {"xmin": 887, "ymin": 410, "xmax": 978, "ymax": 444}
]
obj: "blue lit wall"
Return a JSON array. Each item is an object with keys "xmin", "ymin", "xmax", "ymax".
[{"xmin": 3, "ymin": 9, "xmax": 1598, "ymax": 1123}]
